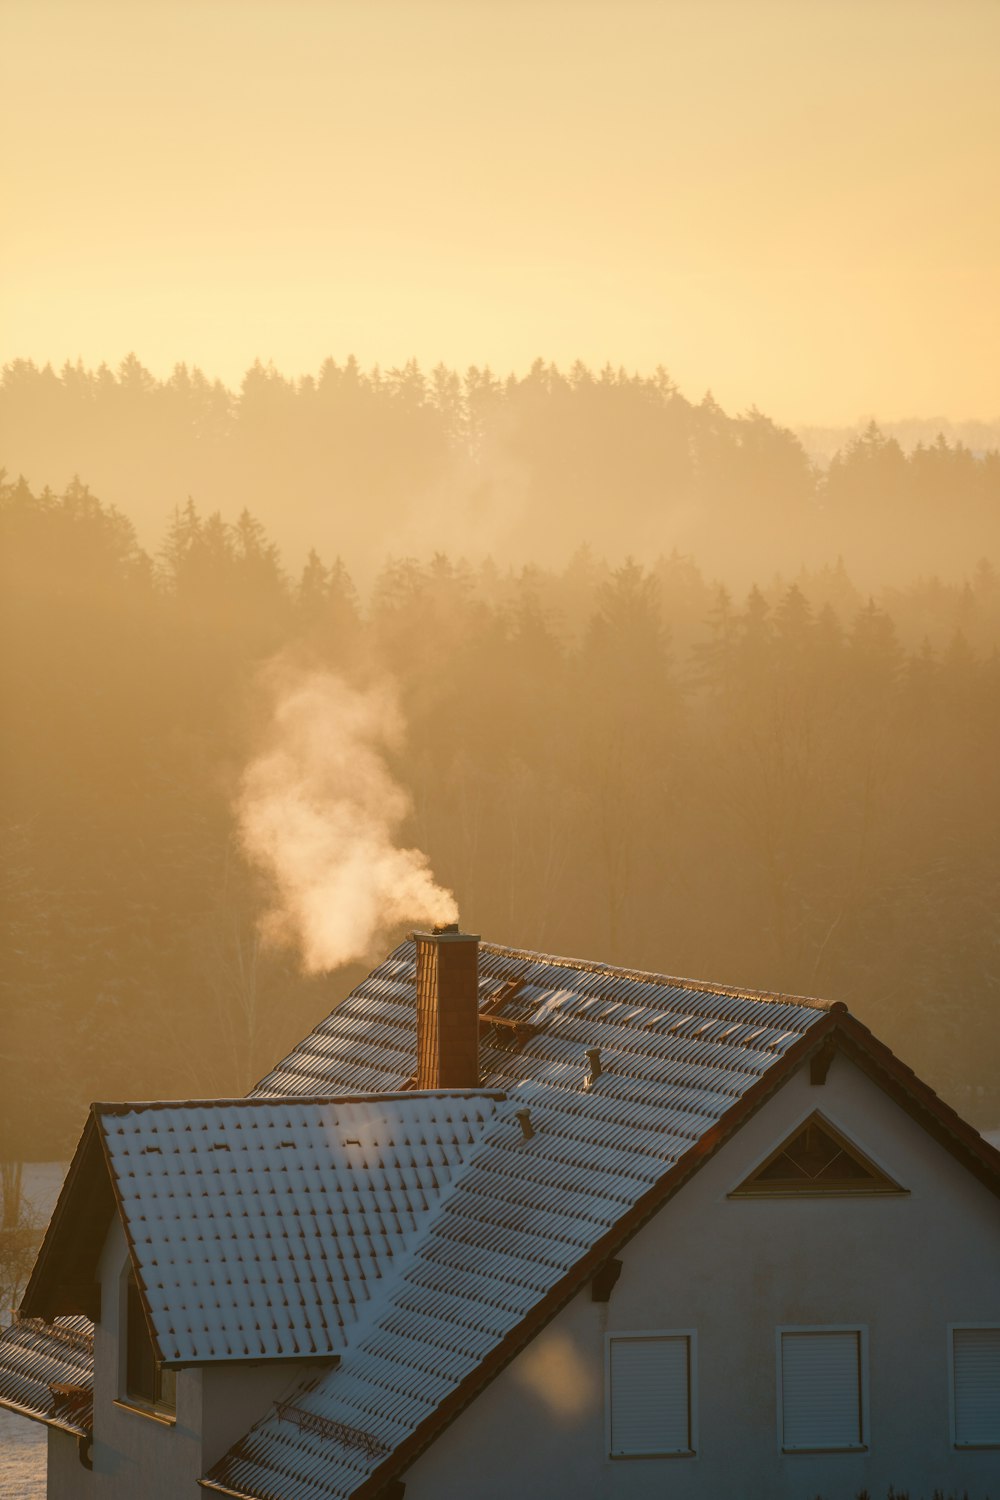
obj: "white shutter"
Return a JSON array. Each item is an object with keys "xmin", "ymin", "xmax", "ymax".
[
  {"xmin": 609, "ymin": 1335, "xmax": 691, "ymax": 1455},
  {"xmin": 953, "ymin": 1327, "xmax": 1000, "ymax": 1446},
  {"xmin": 781, "ymin": 1330, "xmax": 863, "ymax": 1450}
]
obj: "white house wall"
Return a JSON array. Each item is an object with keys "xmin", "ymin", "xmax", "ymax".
[
  {"xmin": 199, "ymin": 1360, "xmax": 309, "ymax": 1475},
  {"xmin": 47, "ymin": 1426, "xmax": 91, "ymax": 1500},
  {"xmin": 400, "ymin": 1053, "xmax": 1000, "ymax": 1500}
]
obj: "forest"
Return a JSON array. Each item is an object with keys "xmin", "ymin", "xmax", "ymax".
[
  {"xmin": 2, "ymin": 395, "xmax": 1000, "ymax": 1156},
  {"xmin": 4, "ymin": 355, "xmax": 1000, "ymax": 587}
]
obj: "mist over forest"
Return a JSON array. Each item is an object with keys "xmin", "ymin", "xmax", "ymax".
[
  {"xmin": 4, "ymin": 356, "xmax": 1000, "ymax": 590},
  {"xmin": 3, "ymin": 351, "xmax": 1000, "ymax": 1159}
]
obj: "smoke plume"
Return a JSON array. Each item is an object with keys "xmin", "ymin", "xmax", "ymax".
[{"xmin": 238, "ymin": 665, "xmax": 458, "ymax": 972}]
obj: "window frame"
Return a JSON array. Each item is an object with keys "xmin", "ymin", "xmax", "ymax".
[
  {"xmin": 118, "ymin": 1262, "xmax": 177, "ymax": 1423},
  {"xmin": 776, "ymin": 1324, "xmax": 868, "ymax": 1454},
  {"xmin": 948, "ymin": 1323, "xmax": 1000, "ymax": 1450},
  {"xmin": 604, "ymin": 1329, "xmax": 698, "ymax": 1460}
]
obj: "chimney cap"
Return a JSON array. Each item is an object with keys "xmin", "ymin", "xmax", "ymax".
[{"xmin": 412, "ymin": 925, "xmax": 481, "ymax": 943}]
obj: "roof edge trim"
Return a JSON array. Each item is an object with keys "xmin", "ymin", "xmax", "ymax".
[
  {"xmin": 199, "ymin": 1481, "xmax": 253, "ymax": 1498},
  {"xmin": 832, "ymin": 1011, "xmax": 1000, "ymax": 1198},
  {"xmin": 167, "ymin": 1352, "xmax": 341, "ymax": 1371},
  {"xmin": 92, "ymin": 1089, "xmax": 507, "ymax": 1116}
]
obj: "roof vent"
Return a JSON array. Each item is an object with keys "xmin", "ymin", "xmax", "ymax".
[
  {"xmin": 585, "ymin": 1048, "xmax": 603, "ymax": 1088},
  {"xmin": 514, "ymin": 1108, "xmax": 535, "ymax": 1141}
]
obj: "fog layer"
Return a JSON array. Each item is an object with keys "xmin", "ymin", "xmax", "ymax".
[
  {"xmin": 4, "ymin": 358, "xmax": 999, "ymax": 592},
  {"xmin": 2, "ymin": 470, "xmax": 998, "ymax": 1157}
]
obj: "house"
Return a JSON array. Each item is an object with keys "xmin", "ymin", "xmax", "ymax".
[{"xmin": 2, "ymin": 925, "xmax": 998, "ymax": 1499}]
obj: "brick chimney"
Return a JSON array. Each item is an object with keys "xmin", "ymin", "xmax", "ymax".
[{"xmin": 413, "ymin": 923, "xmax": 481, "ymax": 1089}]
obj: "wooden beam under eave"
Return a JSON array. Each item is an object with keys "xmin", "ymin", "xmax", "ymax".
[{"xmin": 809, "ymin": 1037, "xmax": 836, "ymax": 1084}]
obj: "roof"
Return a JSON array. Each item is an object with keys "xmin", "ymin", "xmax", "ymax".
[
  {"xmin": 203, "ymin": 941, "xmax": 837, "ymax": 1499},
  {"xmin": 0, "ymin": 1315, "xmax": 93, "ymax": 1437},
  {"xmin": 20, "ymin": 1091, "xmax": 502, "ymax": 1366}
]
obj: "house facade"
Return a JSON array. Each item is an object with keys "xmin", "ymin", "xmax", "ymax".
[
  {"xmin": 396, "ymin": 1053, "xmax": 1000, "ymax": 1499},
  {"xmin": 2, "ymin": 927, "xmax": 998, "ymax": 1499}
]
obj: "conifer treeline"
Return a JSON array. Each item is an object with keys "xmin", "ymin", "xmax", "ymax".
[
  {"xmin": 2, "ymin": 474, "xmax": 998, "ymax": 1156},
  {"xmin": 4, "ymin": 356, "xmax": 1000, "ymax": 585}
]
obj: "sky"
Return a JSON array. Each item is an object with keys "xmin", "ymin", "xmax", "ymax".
[{"xmin": 3, "ymin": 0, "xmax": 999, "ymax": 425}]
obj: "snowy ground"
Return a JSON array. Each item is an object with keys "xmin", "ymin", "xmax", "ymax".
[
  {"xmin": 0, "ymin": 1164, "xmax": 68, "ymax": 1499},
  {"xmin": 17, "ymin": 1164, "xmax": 67, "ymax": 1233},
  {"xmin": 0, "ymin": 1409, "xmax": 46, "ymax": 1499}
]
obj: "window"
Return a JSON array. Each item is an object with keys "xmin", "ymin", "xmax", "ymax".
[
  {"xmin": 730, "ymin": 1113, "xmax": 904, "ymax": 1197},
  {"xmin": 950, "ymin": 1326, "xmax": 1000, "ymax": 1447},
  {"xmin": 123, "ymin": 1269, "xmax": 176, "ymax": 1416},
  {"xmin": 778, "ymin": 1327, "xmax": 866, "ymax": 1452},
  {"xmin": 606, "ymin": 1332, "xmax": 695, "ymax": 1457}
]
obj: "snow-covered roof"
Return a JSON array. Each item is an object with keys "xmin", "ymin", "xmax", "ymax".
[
  {"xmin": 203, "ymin": 941, "xmax": 832, "ymax": 1498},
  {"xmin": 98, "ymin": 1091, "xmax": 502, "ymax": 1365}
]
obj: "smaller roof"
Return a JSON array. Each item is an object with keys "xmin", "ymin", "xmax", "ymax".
[
  {"xmin": 21, "ymin": 1091, "xmax": 502, "ymax": 1366},
  {"xmin": 0, "ymin": 1315, "xmax": 94, "ymax": 1437}
]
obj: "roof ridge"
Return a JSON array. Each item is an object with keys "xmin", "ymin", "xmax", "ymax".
[
  {"xmin": 479, "ymin": 941, "xmax": 836, "ymax": 1012},
  {"xmin": 92, "ymin": 1089, "xmax": 506, "ymax": 1116}
]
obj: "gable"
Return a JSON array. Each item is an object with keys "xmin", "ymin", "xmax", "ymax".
[
  {"xmin": 21, "ymin": 1115, "xmax": 115, "ymax": 1323},
  {"xmin": 729, "ymin": 1110, "xmax": 906, "ymax": 1197}
]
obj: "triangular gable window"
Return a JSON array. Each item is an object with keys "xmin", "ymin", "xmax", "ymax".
[{"xmin": 730, "ymin": 1113, "xmax": 905, "ymax": 1197}]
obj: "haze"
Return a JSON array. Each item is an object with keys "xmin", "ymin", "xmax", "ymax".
[
  {"xmin": 2, "ymin": 0, "xmax": 1000, "ymax": 1166},
  {"xmin": 4, "ymin": 0, "xmax": 999, "ymax": 426}
]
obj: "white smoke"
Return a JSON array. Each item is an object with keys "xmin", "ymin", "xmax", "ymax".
[{"xmin": 237, "ymin": 665, "xmax": 458, "ymax": 972}]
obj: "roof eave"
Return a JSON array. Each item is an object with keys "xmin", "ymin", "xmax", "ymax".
[{"xmin": 0, "ymin": 1392, "xmax": 90, "ymax": 1439}]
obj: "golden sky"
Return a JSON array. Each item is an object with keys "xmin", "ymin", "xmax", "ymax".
[{"xmin": 3, "ymin": 0, "xmax": 999, "ymax": 423}]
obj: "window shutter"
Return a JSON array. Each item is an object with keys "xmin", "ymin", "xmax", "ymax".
[
  {"xmin": 781, "ymin": 1330, "xmax": 863, "ymax": 1450},
  {"xmin": 609, "ymin": 1335, "xmax": 691, "ymax": 1455},
  {"xmin": 953, "ymin": 1328, "xmax": 1000, "ymax": 1446}
]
